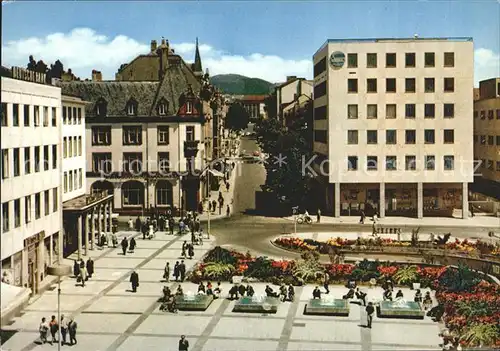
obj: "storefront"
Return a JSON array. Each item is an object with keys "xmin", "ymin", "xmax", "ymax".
[
  {"xmin": 384, "ymin": 183, "xmax": 418, "ymax": 217},
  {"xmin": 340, "ymin": 184, "xmax": 379, "ymax": 216}
]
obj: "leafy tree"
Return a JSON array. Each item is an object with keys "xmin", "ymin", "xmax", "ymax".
[
  {"xmin": 263, "ymin": 93, "xmax": 277, "ymax": 120},
  {"xmin": 225, "ymin": 103, "xmax": 249, "ymax": 131}
]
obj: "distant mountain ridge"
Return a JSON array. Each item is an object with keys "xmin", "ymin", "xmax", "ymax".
[{"xmin": 210, "ymin": 74, "xmax": 274, "ymax": 95}]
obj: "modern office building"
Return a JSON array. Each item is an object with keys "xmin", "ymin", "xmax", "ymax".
[
  {"xmin": 473, "ymin": 78, "xmax": 500, "ymax": 198},
  {"xmin": 1, "ymin": 68, "xmax": 62, "ymax": 292},
  {"xmin": 312, "ymin": 37, "xmax": 474, "ymax": 218}
]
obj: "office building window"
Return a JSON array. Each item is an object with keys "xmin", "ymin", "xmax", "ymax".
[
  {"xmin": 496, "ymin": 161, "xmax": 500, "ymax": 172},
  {"xmin": 497, "ymin": 136, "xmax": 500, "ymax": 145},
  {"xmin": 367, "ymin": 53, "xmax": 377, "ymax": 68},
  {"xmin": 35, "ymin": 193, "xmax": 41, "ymax": 219},
  {"xmin": 486, "ymin": 110, "xmax": 493, "ymax": 119},
  {"xmin": 474, "ymin": 111, "xmax": 478, "ymax": 119},
  {"xmin": 1, "ymin": 103, "xmax": 6, "ymax": 126},
  {"xmin": 122, "ymin": 126, "xmax": 142, "ymax": 145},
  {"xmin": 123, "ymin": 153, "xmax": 143, "ymax": 173},
  {"xmin": 34, "ymin": 106, "xmax": 40, "ymax": 127},
  {"xmin": 480, "ymin": 110, "xmax": 485, "ymax": 119},
  {"xmin": 386, "ymin": 156, "xmax": 397, "ymax": 170},
  {"xmin": 444, "ymin": 52, "xmax": 454, "ymax": 67},
  {"xmin": 78, "ymin": 137, "xmax": 82, "ymax": 156},
  {"xmin": 1, "ymin": 150, "xmax": 8, "ymax": 179},
  {"xmin": 444, "ymin": 104, "xmax": 454, "ymax": 118},
  {"xmin": 69, "ymin": 171, "xmax": 73, "ymax": 192},
  {"xmin": 347, "ymin": 130, "xmax": 358, "ymax": 144},
  {"xmin": 386, "ymin": 130, "xmax": 397, "ymax": 144},
  {"xmin": 347, "ymin": 53, "xmax": 357, "ymax": 68},
  {"xmin": 77, "ymin": 108, "xmax": 82, "ymax": 124},
  {"xmin": 68, "ymin": 107, "xmax": 72, "ymax": 124},
  {"xmin": 425, "ymin": 155, "xmax": 435, "ymax": 170},
  {"xmin": 24, "ymin": 105, "xmax": 30, "ymax": 126},
  {"xmin": 347, "ymin": 104, "xmax": 358, "ymax": 119},
  {"xmin": 14, "ymin": 199, "xmax": 20, "ymax": 228},
  {"xmin": 44, "ymin": 190, "xmax": 49, "ymax": 216},
  {"xmin": 405, "ymin": 130, "xmax": 416, "ymax": 144},
  {"xmin": 13, "ymin": 104, "xmax": 19, "ymax": 126},
  {"xmin": 367, "ymin": 79, "xmax": 377, "ymax": 93},
  {"xmin": 386, "ymin": 53, "xmax": 396, "ymax": 67},
  {"xmin": 367, "ymin": 130, "xmax": 378, "ymax": 144},
  {"xmin": 444, "ymin": 155, "xmax": 454, "ymax": 170},
  {"xmin": 51, "ymin": 107, "xmax": 56, "ymax": 126},
  {"xmin": 92, "ymin": 126, "xmax": 111, "ymax": 145},
  {"xmin": 314, "ymin": 58, "xmax": 327, "ymax": 77},
  {"xmin": 314, "ymin": 81, "xmax": 327, "ymax": 98},
  {"xmin": 386, "ymin": 104, "xmax": 396, "ymax": 119},
  {"xmin": 53, "ymin": 188, "xmax": 58, "ymax": 213},
  {"xmin": 186, "ymin": 126, "xmax": 195, "ymax": 141},
  {"xmin": 43, "ymin": 145, "xmax": 49, "ymax": 171},
  {"xmin": 444, "ymin": 78, "xmax": 454, "ymax": 92},
  {"xmin": 348, "ymin": 156, "xmax": 358, "ymax": 171},
  {"xmin": 497, "ymin": 109, "xmax": 500, "ymax": 119},
  {"xmin": 158, "ymin": 126, "xmax": 170, "ymax": 145},
  {"xmin": 480, "ymin": 135, "xmax": 486, "ymax": 145},
  {"xmin": 2, "ymin": 202, "xmax": 9, "ymax": 232},
  {"xmin": 79, "ymin": 168, "xmax": 83, "ymax": 189},
  {"xmin": 473, "ymin": 135, "xmax": 478, "ymax": 143},
  {"xmin": 63, "ymin": 107, "xmax": 67, "ymax": 124},
  {"xmin": 405, "ymin": 155, "xmax": 416, "ymax": 171},
  {"xmin": 425, "ymin": 52, "xmax": 435, "ymax": 67},
  {"xmin": 405, "ymin": 78, "xmax": 416, "ymax": 93},
  {"xmin": 73, "ymin": 107, "xmax": 77, "ymax": 123},
  {"xmin": 34, "ymin": 147, "xmax": 40, "ymax": 172},
  {"xmin": 424, "ymin": 129, "xmax": 435, "ymax": 144},
  {"xmin": 425, "ymin": 78, "xmax": 435, "ymax": 92},
  {"xmin": 487, "ymin": 135, "xmax": 494, "ymax": 145},
  {"xmin": 25, "ymin": 196, "xmax": 31, "ymax": 223},
  {"xmin": 43, "ymin": 106, "xmax": 49, "ymax": 127},
  {"xmin": 24, "ymin": 147, "xmax": 30, "ymax": 174},
  {"xmin": 347, "ymin": 79, "xmax": 358, "ymax": 93},
  {"xmin": 424, "ymin": 104, "xmax": 435, "ymax": 118},
  {"xmin": 74, "ymin": 169, "xmax": 78, "ymax": 190},
  {"xmin": 367, "ymin": 156, "xmax": 378, "ymax": 171},
  {"xmin": 405, "ymin": 104, "xmax": 416, "ymax": 118},
  {"xmin": 444, "ymin": 130, "xmax": 454, "ymax": 144},
  {"xmin": 405, "ymin": 53, "xmax": 416, "ymax": 67},
  {"xmin": 68, "ymin": 137, "xmax": 73, "ymax": 157},
  {"xmin": 92, "ymin": 153, "xmax": 112, "ymax": 174},
  {"xmin": 63, "ymin": 137, "xmax": 67, "ymax": 158},
  {"xmin": 13, "ymin": 148, "xmax": 20, "ymax": 177},
  {"xmin": 314, "ymin": 106, "xmax": 327, "ymax": 120},
  {"xmin": 386, "ymin": 78, "xmax": 396, "ymax": 92},
  {"xmin": 314, "ymin": 130, "xmax": 327, "ymax": 143},
  {"xmin": 367, "ymin": 104, "xmax": 377, "ymax": 119},
  {"xmin": 158, "ymin": 152, "xmax": 170, "ymax": 173}
]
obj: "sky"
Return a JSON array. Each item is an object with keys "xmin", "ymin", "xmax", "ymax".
[{"xmin": 2, "ymin": 0, "xmax": 499, "ymax": 85}]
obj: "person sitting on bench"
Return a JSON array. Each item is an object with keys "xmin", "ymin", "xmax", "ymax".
[
  {"xmin": 343, "ymin": 288, "xmax": 355, "ymax": 300},
  {"xmin": 312, "ymin": 286, "xmax": 322, "ymax": 299},
  {"xmin": 265, "ymin": 285, "xmax": 279, "ymax": 298},
  {"xmin": 228, "ymin": 285, "xmax": 239, "ymax": 300},
  {"xmin": 383, "ymin": 288, "xmax": 393, "ymax": 301},
  {"xmin": 355, "ymin": 288, "xmax": 367, "ymax": 305},
  {"xmin": 414, "ymin": 289, "xmax": 422, "ymax": 303},
  {"xmin": 175, "ymin": 286, "xmax": 184, "ymax": 296},
  {"xmin": 246, "ymin": 284, "xmax": 255, "ymax": 297},
  {"xmin": 395, "ymin": 290, "xmax": 404, "ymax": 299}
]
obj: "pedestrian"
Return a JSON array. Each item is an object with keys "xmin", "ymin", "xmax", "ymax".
[
  {"xmin": 317, "ymin": 209, "xmax": 321, "ymax": 223},
  {"xmin": 179, "ymin": 260, "xmax": 186, "ymax": 282},
  {"xmin": 135, "ymin": 216, "xmax": 142, "ymax": 232},
  {"xmin": 60, "ymin": 314, "xmax": 68, "ymax": 345},
  {"xmin": 79, "ymin": 265, "xmax": 88, "ymax": 287},
  {"xmin": 226, "ymin": 181, "xmax": 230, "ymax": 192},
  {"xmin": 73, "ymin": 260, "xmax": 80, "ymax": 278},
  {"xmin": 129, "ymin": 237, "xmax": 137, "ymax": 253},
  {"xmin": 188, "ymin": 244, "xmax": 194, "ymax": 259},
  {"xmin": 169, "ymin": 219, "xmax": 175, "ymax": 235},
  {"xmin": 49, "ymin": 315, "xmax": 58, "ymax": 344},
  {"xmin": 67, "ymin": 317, "xmax": 77, "ymax": 345},
  {"xmin": 323, "ymin": 272, "xmax": 330, "ymax": 294},
  {"xmin": 163, "ymin": 262, "xmax": 170, "ymax": 282},
  {"xmin": 366, "ymin": 302, "xmax": 375, "ymax": 328},
  {"xmin": 128, "ymin": 218, "xmax": 134, "ymax": 231},
  {"xmin": 373, "ymin": 213, "xmax": 378, "ymax": 223},
  {"xmin": 130, "ymin": 271, "xmax": 139, "ymax": 292},
  {"xmin": 39, "ymin": 317, "xmax": 49, "ymax": 344},
  {"xmin": 86, "ymin": 258, "xmax": 94, "ymax": 278},
  {"xmin": 470, "ymin": 204, "xmax": 475, "ymax": 217},
  {"xmin": 173, "ymin": 261, "xmax": 180, "ymax": 282},
  {"xmin": 121, "ymin": 237, "xmax": 128, "ymax": 255},
  {"xmin": 178, "ymin": 335, "xmax": 189, "ymax": 351},
  {"xmin": 181, "ymin": 241, "xmax": 187, "ymax": 258},
  {"xmin": 211, "ymin": 200, "xmax": 217, "ymax": 213},
  {"xmin": 226, "ymin": 205, "xmax": 230, "ymax": 217},
  {"xmin": 111, "ymin": 232, "xmax": 118, "ymax": 247},
  {"xmin": 142, "ymin": 222, "xmax": 148, "ymax": 240},
  {"xmin": 359, "ymin": 211, "xmax": 365, "ymax": 224}
]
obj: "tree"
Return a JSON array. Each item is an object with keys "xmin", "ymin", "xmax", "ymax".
[
  {"xmin": 263, "ymin": 93, "xmax": 277, "ymax": 120},
  {"xmin": 225, "ymin": 103, "xmax": 249, "ymax": 131}
]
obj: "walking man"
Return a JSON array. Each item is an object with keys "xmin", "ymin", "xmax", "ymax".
[
  {"xmin": 179, "ymin": 260, "xmax": 186, "ymax": 282},
  {"xmin": 39, "ymin": 317, "xmax": 49, "ymax": 344},
  {"xmin": 68, "ymin": 317, "xmax": 77, "ymax": 345},
  {"xmin": 323, "ymin": 272, "xmax": 330, "ymax": 294},
  {"xmin": 86, "ymin": 258, "xmax": 94, "ymax": 278},
  {"xmin": 121, "ymin": 237, "xmax": 128, "ymax": 255},
  {"xmin": 60, "ymin": 314, "xmax": 68, "ymax": 345},
  {"xmin": 128, "ymin": 218, "xmax": 134, "ymax": 231},
  {"xmin": 130, "ymin": 271, "xmax": 139, "ymax": 292},
  {"xmin": 178, "ymin": 335, "xmax": 189, "ymax": 351},
  {"xmin": 366, "ymin": 302, "xmax": 375, "ymax": 328},
  {"xmin": 226, "ymin": 205, "xmax": 230, "ymax": 217}
]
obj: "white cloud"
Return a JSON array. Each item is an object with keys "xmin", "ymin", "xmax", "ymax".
[
  {"xmin": 2, "ymin": 27, "xmax": 312, "ymax": 82},
  {"xmin": 474, "ymin": 48, "xmax": 500, "ymax": 86}
]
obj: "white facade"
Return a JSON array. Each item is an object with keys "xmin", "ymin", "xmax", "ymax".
[
  {"xmin": 312, "ymin": 38, "xmax": 474, "ymax": 218},
  {"xmin": 1, "ymin": 76, "xmax": 62, "ymax": 290},
  {"xmin": 61, "ymin": 95, "xmax": 86, "ymax": 202},
  {"xmin": 276, "ymin": 78, "xmax": 313, "ymax": 118}
]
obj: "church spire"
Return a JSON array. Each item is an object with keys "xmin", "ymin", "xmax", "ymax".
[{"xmin": 193, "ymin": 37, "xmax": 202, "ymax": 74}]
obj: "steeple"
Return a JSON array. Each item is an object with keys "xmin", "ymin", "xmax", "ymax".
[{"xmin": 193, "ymin": 37, "xmax": 203, "ymax": 74}]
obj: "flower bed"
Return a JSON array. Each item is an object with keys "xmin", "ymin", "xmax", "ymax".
[{"xmin": 274, "ymin": 237, "xmax": 500, "ymax": 258}]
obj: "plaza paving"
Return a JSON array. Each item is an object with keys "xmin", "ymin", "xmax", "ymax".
[{"xmin": 1, "ymin": 229, "xmax": 444, "ymax": 351}]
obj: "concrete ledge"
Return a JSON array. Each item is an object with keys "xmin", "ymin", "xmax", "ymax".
[
  {"xmin": 175, "ymin": 294, "xmax": 214, "ymax": 311},
  {"xmin": 377, "ymin": 301, "xmax": 425, "ymax": 319},
  {"xmin": 233, "ymin": 296, "xmax": 279, "ymax": 314},
  {"xmin": 304, "ymin": 298, "xmax": 350, "ymax": 316},
  {"xmin": 1, "ymin": 284, "xmax": 31, "ymax": 327}
]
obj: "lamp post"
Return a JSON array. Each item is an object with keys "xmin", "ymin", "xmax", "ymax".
[
  {"xmin": 47, "ymin": 264, "xmax": 72, "ymax": 351},
  {"xmin": 292, "ymin": 206, "xmax": 298, "ymax": 235}
]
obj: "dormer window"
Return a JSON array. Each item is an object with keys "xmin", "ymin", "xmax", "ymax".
[
  {"xmin": 126, "ymin": 98, "xmax": 138, "ymax": 116},
  {"xmin": 95, "ymin": 98, "xmax": 107, "ymax": 117},
  {"xmin": 158, "ymin": 104, "xmax": 166, "ymax": 115},
  {"xmin": 186, "ymin": 101, "xmax": 193, "ymax": 114}
]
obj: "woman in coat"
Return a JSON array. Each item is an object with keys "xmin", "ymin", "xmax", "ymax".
[
  {"xmin": 163, "ymin": 262, "xmax": 170, "ymax": 282},
  {"xmin": 129, "ymin": 237, "xmax": 137, "ymax": 252},
  {"xmin": 79, "ymin": 266, "xmax": 88, "ymax": 287},
  {"xmin": 73, "ymin": 260, "xmax": 80, "ymax": 278}
]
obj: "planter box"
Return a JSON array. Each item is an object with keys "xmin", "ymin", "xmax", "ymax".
[
  {"xmin": 233, "ymin": 296, "xmax": 279, "ymax": 314},
  {"xmin": 378, "ymin": 300, "xmax": 424, "ymax": 319},
  {"xmin": 175, "ymin": 294, "xmax": 214, "ymax": 311},
  {"xmin": 304, "ymin": 298, "xmax": 350, "ymax": 316}
]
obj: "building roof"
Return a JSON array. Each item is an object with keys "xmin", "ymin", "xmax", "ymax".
[{"xmin": 238, "ymin": 95, "xmax": 267, "ymax": 102}]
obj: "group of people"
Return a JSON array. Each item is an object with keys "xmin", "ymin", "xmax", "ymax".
[
  {"xmin": 120, "ymin": 236, "xmax": 137, "ymax": 255},
  {"xmin": 72, "ymin": 258, "xmax": 94, "ymax": 287},
  {"xmin": 264, "ymin": 284, "xmax": 295, "ymax": 302},
  {"xmin": 38, "ymin": 315, "xmax": 77, "ymax": 346},
  {"xmin": 181, "ymin": 241, "xmax": 195, "ymax": 259},
  {"xmin": 228, "ymin": 283, "xmax": 255, "ymax": 300}
]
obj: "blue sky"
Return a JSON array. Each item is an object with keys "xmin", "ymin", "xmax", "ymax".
[{"xmin": 2, "ymin": 0, "xmax": 499, "ymax": 83}]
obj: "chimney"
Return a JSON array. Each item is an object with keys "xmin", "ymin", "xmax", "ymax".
[
  {"xmin": 92, "ymin": 69, "xmax": 102, "ymax": 82},
  {"xmin": 151, "ymin": 40, "xmax": 157, "ymax": 53},
  {"xmin": 286, "ymin": 75, "xmax": 297, "ymax": 82}
]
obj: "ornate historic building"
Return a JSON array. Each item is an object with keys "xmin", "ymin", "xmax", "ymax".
[{"xmin": 58, "ymin": 38, "xmax": 226, "ymax": 215}]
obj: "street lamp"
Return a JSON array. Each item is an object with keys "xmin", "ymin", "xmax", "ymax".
[
  {"xmin": 292, "ymin": 206, "xmax": 299, "ymax": 235},
  {"xmin": 47, "ymin": 264, "xmax": 72, "ymax": 351}
]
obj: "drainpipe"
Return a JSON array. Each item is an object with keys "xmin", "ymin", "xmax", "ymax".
[
  {"xmin": 178, "ymin": 121, "xmax": 181, "ymax": 217},
  {"xmin": 145, "ymin": 122, "xmax": 149, "ymax": 215}
]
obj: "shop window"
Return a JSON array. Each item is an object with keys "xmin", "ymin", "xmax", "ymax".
[
  {"xmin": 386, "ymin": 156, "xmax": 397, "ymax": 170},
  {"xmin": 405, "ymin": 53, "xmax": 416, "ymax": 67},
  {"xmin": 122, "ymin": 181, "xmax": 144, "ymax": 206},
  {"xmin": 348, "ymin": 104, "xmax": 358, "ymax": 119},
  {"xmin": 367, "ymin": 53, "xmax": 377, "ymax": 68},
  {"xmin": 425, "ymin": 155, "xmax": 435, "ymax": 170},
  {"xmin": 444, "ymin": 155, "xmax": 454, "ymax": 170},
  {"xmin": 156, "ymin": 180, "xmax": 173, "ymax": 206},
  {"xmin": 347, "ymin": 130, "xmax": 358, "ymax": 145},
  {"xmin": 348, "ymin": 156, "xmax": 358, "ymax": 171},
  {"xmin": 367, "ymin": 156, "xmax": 378, "ymax": 171},
  {"xmin": 405, "ymin": 155, "xmax": 416, "ymax": 171},
  {"xmin": 386, "ymin": 78, "xmax": 396, "ymax": 92}
]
